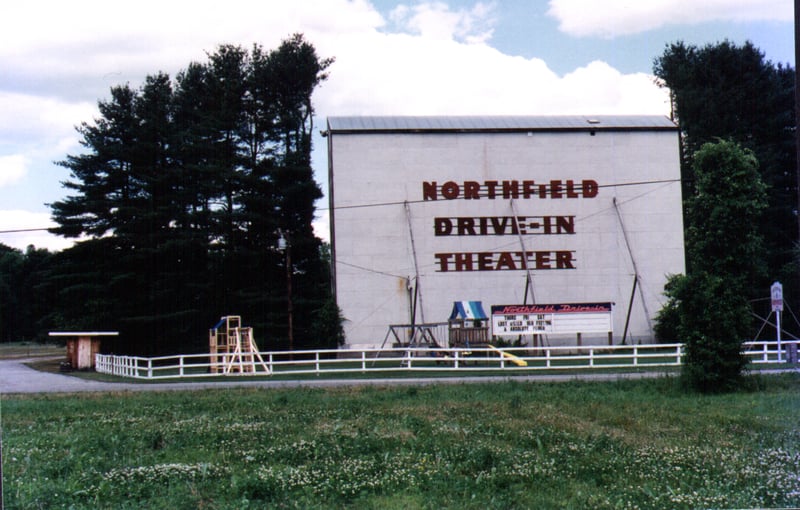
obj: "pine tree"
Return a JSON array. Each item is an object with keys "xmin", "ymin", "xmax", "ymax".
[{"xmin": 48, "ymin": 35, "xmax": 336, "ymax": 355}]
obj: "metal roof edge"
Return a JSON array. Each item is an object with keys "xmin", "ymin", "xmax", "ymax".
[{"xmin": 326, "ymin": 115, "xmax": 678, "ymax": 134}]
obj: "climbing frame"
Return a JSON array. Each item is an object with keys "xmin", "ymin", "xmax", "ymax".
[{"xmin": 209, "ymin": 316, "xmax": 270, "ymax": 374}]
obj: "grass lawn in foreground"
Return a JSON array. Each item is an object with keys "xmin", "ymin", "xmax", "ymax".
[{"xmin": 2, "ymin": 375, "xmax": 799, "ymax": 509}]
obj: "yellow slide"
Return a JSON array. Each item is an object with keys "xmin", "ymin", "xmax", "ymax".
[{"xmin": 488, "ymin": 344, "xmax": 528, "ymax": 367}]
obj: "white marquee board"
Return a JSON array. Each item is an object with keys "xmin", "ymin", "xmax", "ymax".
[{"xmin": 491, "ymin": 303, "xmax": 613, "ymax": 336}]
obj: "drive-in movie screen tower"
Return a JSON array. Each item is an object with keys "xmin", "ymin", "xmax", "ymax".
[{"xmin": 326, "ymin": 115, "xmax": 685, "ymax": 349}]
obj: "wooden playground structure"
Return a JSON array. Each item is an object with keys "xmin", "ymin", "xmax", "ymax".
[{"xmin": 209, "ymin": 316, "xmax": 270, "ymax": 374}]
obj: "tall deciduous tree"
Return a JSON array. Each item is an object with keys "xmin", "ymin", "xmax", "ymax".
[
  {"xmin": 48, "ymin": 35, "xmax": 337, "ymax": 355},
  {"xmin": 657, "ymin": 141, "xmax": 767, "ymax": 392}
]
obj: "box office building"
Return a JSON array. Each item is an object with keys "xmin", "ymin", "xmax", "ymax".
[{"xmin": 326, "ymin": 116, "xmax": 685, "ymax": 349}]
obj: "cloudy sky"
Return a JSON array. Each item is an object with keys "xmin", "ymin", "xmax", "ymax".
[{"xmin": 0, "ymin": 0, "xmax": 793, "ymax": 251}]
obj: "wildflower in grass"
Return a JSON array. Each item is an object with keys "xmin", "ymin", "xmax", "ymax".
[{"xmin": 95, "ymin": 463, "xmax": 229, "ymax": 497}]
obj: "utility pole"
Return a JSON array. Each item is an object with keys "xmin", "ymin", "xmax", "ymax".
[
  {"xmin": 278, "ymin": 231, "xmax": 294, "ymax": 360},
  {"xmin": 286, "ymin": 239, "xmax": 293, "ymax": 359},
  {"xmin": 795, "ymin": 0, "xmax": 800, "ymax": 263}
]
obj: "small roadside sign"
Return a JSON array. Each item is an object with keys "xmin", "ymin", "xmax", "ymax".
[{"xmin": 771, "ymin": 281, "xmax": 783, "ymax": 312}]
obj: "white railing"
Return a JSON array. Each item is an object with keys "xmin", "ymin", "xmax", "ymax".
[{"xmin": 94, "ymin": 340, "xmax": 797, "ymax": 381}]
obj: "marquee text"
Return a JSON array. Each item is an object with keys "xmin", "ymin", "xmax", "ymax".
[
  {"xmin": 423, "ymin": 179, "xmax": 599, "ymax": 201},
  {"xmin": 434, "ymin": 251, "xmax": 576, "ymax": 272},
  {"xmin": 434, "ymin": 215, "xmax": 575, "ymax": 236}
]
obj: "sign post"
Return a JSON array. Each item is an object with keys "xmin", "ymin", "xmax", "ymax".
[{"xmin": 771, "ymin": 282, "xmax": 783, "ymax": 361}]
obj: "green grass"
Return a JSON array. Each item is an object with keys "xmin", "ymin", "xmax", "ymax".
[
  {"xmin": 0, "ymin": 342, "xmax": 63, "ymax": 359},
  {"xmin": 3, "ymin": 374, "xmax": 799, "ymax": 509}
]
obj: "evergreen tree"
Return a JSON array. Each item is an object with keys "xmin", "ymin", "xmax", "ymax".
[
  {"xmin": 48, "ymin": 35, "xmax": 336, "ymax": 355},
  {"xmin": 0, "ymin": 244, "xmax": 55, "ymax": 343},
  {"xmin": 0, "ymin": 244, "xmax": 25, "ymax": 342}
]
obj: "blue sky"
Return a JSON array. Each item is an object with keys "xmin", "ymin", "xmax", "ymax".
[{"xmin": 0, "ymin": 0, "xmax": 793, "ymax": 250}]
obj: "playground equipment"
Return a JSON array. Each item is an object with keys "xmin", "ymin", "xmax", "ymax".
[
  {"xmin": 448, "ymin": 301, "xmax": 490, "ymax": 348},
  {"xmin": 209, "ymin": 316, "xmax": 270, "ymax": 375},
  {"xmin": 488, "ymin": 344, "xmax": 528, "ymax": 367}
]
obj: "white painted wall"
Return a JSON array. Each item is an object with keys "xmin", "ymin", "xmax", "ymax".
[{"xmin": 330, "ymin": 124, "xmax": 684, "ymax": 348}]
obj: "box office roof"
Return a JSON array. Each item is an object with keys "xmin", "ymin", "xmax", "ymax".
[{"xmin": 326, "ymin": 115, "xmax": 677, "ymax": 134}]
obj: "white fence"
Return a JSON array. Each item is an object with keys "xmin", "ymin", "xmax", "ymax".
[{"xmin": 94, "ymin": 341, "xmax": 796, "ymax": 381}]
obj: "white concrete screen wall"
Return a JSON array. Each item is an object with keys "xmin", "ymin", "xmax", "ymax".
[{"xmin": 326, "ymin": 116, "xmax": 685, "ymax": 349}]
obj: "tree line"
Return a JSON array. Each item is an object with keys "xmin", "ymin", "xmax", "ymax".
[
  {"xmin": 653, "ymin": 39, "xmax": 796, "ymax": 295},
  {"xmin": 0, "ymin": 34, "xmax": 343, "ymax": 354}
]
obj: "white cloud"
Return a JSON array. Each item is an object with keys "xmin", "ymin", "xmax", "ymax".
[
  {"xmin": 314, "ymin": 29, "xmax": 668, "ymax": 118},
  {"xmin": 557, "ymin": 61, "xmax": 670, "ymax": 114},
  {"xmin": 547, "ymin": 0, "xmax": 792, "ymax": 38},
  {"xmin": 0, "ymin": 155, "xmax": 28, "ymax": 187},
  {"xmin": 0, "ymin": 0, "xmax": 385, "ymax": 93},
  {"xmin": 2, "ymin": 1, "xmax": 669, "ymax": 122},
  {"xmin": 389, "ymin": 1, "xmax": 497, "ymax": 43},
  {"xmin": 0, "ymin": 210, "xmax": 74, "ymax": 252},
  {"xmin": 0, "ymin": 92, "xmax": 94, "ymax": 148}
]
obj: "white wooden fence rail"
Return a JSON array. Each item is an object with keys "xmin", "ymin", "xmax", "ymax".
[{"xmin": 94, "ymin": 341, "xmax": 794, "ymax": 381}]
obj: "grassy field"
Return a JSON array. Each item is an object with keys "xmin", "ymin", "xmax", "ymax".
[
  {"xmin": 0, "ymin": 342, "xmax": 64, "ymax": 359},
  {"xmin": 2, "ymin": 375, "xmax": 799, "ymax": 509}
]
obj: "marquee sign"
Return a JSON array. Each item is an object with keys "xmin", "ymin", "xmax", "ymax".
[{"xmin": 491, "ymin": 303, "xmax": 613, "ymax": 337}]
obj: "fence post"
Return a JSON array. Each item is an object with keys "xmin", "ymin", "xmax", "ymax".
[
  {"xmin": 147, "ymin": 358, "xmax": 152, "ymax": 379},
  {"xmin": 269, "ymin": 353, "xmax": 274, "ymax": 375},
  {"xmin": 454, "ymin": 350, "xmax": 460, "ymax": 369},
  {"xmin": 316, "ymin": 351, "xmax": 320, "ymax": 374},
  {"xmin": 763, "ymin": 341, "xmax": 769, "ymax": 362},
  {"xmin": 633, "ymin": 346, "xmax": 638, "ymax": 366},
  {"xmin": 546, "ymin": 348, "xmax": 551, "ymax": 369},
  {"xmin": 589, "ymin": 347, "xmax": 594, "ymax": 367},
  {"xmin": 361, "ymin": 351, "xmax": 366, "ymax": 372}
]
